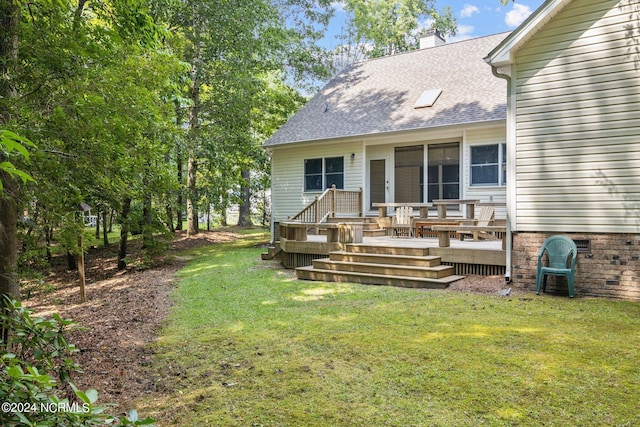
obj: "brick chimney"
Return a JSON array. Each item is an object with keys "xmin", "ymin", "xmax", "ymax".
[{"xmin": 420, "ymin": 29, "xmax": 445, "ymax": 49}]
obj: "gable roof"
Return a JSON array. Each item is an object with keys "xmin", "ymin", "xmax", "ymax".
[
  {"xmin": 485, "ymin": 0, "xmax": 573, "ymax": 66},
  {"xmin": 264, "ymin": 32, "xmax": 510, "ymax": 147}
]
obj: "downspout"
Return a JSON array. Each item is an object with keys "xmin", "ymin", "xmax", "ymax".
[
  {"xmin": 267, "ymin": 148, "xmax": 275, "ymax": 244},
  {"xmin": 490, "ymin": 65, "xmax": 514, "ymax": 284}
]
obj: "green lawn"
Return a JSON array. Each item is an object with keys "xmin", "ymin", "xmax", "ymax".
[{"xmin": 140, "ymin": 232, "xmax": 640, "ymax": 426}]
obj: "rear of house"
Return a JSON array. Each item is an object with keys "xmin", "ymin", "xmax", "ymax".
[
  {"xmin": 266, "ymin": 33, "xmax": 510, "ymax": 229},
  {"xmin": 487, "ymin": 0, "xmax": 640, "ymax": 298},
  {"xmin": 266, "ymin": 0, "xmax": 640, "ymax": 299}
]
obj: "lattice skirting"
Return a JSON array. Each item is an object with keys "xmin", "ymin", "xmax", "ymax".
[
  {"xmin": 281, "ymin": 252, "xmax": 326, "ymax": 269},
  {"xmin": 442, "ymin": 262, "xmax": 506, "ymax": 276}
]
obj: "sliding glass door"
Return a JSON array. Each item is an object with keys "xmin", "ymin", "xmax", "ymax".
[
  {"xmin": 394, "ymin": 145, "xmax": 424, "ymax": 203},
  {"xmin": 427, "ymin": 143, "xmax": 459, "ymax": 202}
]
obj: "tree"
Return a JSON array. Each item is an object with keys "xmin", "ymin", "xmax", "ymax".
[
  {"xmin": 167, "ymin": 0, "xmax": 333, "ymax": 234},
  {"xmin": 1, "ymin": 0, "xmax": 181, "ymax": 277},
  {"xmin": 0, "ymin": 131, "xmax": 34, "ymax": 302},
  {"xmin": 0, "ymin": 0, "xmax": 26, "ymax": 303},
  {"xmin": 332, "ymin": 0, "xmax": 456, "ymax": 68},
  {"xmin": 1, "ymin": 0, "xmax": 337, "ymax": 298}
]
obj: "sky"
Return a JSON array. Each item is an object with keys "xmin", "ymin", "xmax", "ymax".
[{"xmin": 322, "ymin": 0, "xmax": 546, "ymax": 48}]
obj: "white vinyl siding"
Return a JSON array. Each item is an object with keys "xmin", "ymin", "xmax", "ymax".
[
  {"xmin": 464, "ymin": 127, "xmax": 507, "ymax": 218},
  {"xmin": 513, "ymin": 0, "xmax": 640, "ymax": 233},
  {"xmin": 271, "ymin": 141, "xmax": 364, "ymax": 221}
]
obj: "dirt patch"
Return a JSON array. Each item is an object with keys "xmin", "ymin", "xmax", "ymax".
[
  {"xmin": 448, "ymin": 275, "xmax": 512, "ymax": 296},
  {"xmin": 22, "ymin": 229, "xmax": 242, "ymax": 415}
]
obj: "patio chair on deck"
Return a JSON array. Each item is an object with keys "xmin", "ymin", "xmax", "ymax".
[
  {"xmin": 457, "ymin": 206, "xmax": 496, "ymax": 241},
  {"xmin": 385, "ymin": 206, "xmax": 413, "ymax": 238},
  {"xmin": 536, "ymin": 235, "xmax": 577, "ymax": 298}
]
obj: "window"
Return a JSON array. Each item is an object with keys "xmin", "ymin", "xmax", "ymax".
[
  {"xmin": 471, "ymin": 143, "xmax": 506, "ymax": 186},
  {"xmin": 325, "ymin": 157, "xmax": 344, "ymax": 189},
  {"xmin": 304, "ymin": 158, "xmax": 323, "ymax": 191},
  {"xmin": 304, "ymin": 157, "xmax": 344, "ymax": 191}
]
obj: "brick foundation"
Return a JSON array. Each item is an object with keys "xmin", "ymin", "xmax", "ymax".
[{"xmin": 512, "ymin": 232, "xmax": 640, "ymax": 300}]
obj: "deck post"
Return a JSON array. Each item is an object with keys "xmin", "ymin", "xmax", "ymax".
[
  {"xmin": 331, "ymin": 184, "xmax": 337, "ymax": 217},
  {"xmin": 437, "ymin": 230, "xmax": 450, "ymax": 247}
]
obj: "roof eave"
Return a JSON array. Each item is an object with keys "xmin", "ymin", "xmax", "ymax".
[
  {"xmin": 263, "ymin": 118, "xmax": 507, "ymax": 149},
  {"xmin": 485, "ymin": 0, "xmax": 574, "ymax": 66}
]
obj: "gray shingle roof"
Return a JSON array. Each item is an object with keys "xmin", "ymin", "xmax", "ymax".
[{"xmin": 264, "ymin": 32, "xmax": 510, "ymax": 147}]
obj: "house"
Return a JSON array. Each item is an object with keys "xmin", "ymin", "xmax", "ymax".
[
  {"xmin": 486, "ymin": 0, "xmax": 640, "ymax": 299},
  {"xmin": 265, "ymin": 0, "xmax": 640, "ymax": 299},
  {"xmin": 264, "ymin": 31, "xmax": 510, "ymax": 221}
]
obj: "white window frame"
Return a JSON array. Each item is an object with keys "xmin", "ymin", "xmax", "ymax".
[
  {"xmin": 470, "ymin": 143, "xmax": 507, "ymax": 187},
  {"xmin": 304, "ymin": 156, "xmax": 344, "ymax": 192}
]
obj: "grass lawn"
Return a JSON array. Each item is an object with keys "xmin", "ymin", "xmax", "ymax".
[{"xmin": 140, "ymin": 231, "xmax": 640, "ymax": 426}]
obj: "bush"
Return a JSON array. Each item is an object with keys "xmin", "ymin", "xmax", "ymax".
[{"xmin": 0, "ymin": 297, "xmax": 155, "ymax": 426}]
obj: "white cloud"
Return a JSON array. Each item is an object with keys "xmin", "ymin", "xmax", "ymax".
[
  {"xmin": 447, "ymin": 25, "xmax": 475, "ymax": 43},
  {"xmin": 460, "ymin": 4, "xmax": 480, "ymax": 18},
  {"xmin": 505, "ymin": 3, "xmax": 533, "ymax": 28}
]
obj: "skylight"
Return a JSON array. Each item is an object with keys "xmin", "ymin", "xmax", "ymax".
[{"xmin": 414, "ymin": 89, "xmax": 442, "ymax": 109}]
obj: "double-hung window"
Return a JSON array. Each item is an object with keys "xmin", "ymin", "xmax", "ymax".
[
  {"xmin": 470, "ymin": 143, "xmax": 507, "ymax": 186},
  {"xmin": 304, "ymin": 157, "xmax": 344, "ymax": 191}
]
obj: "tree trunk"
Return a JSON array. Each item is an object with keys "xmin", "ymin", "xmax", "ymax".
[
  {"xmin": 206, "ymin": 199, "xmax": 211, "ymax": 231},
  {"xmin": 237, "ymin": 169, "xmax": 253, "ymax": 226},
  {"xmin": 186, "ymin": 155, "xmax": 198, "ymax": 235},
  {"xmin": 0, "ymin": 172, "xmax": 19, "ymax": 348},
  {"xmin": 66, "ymin": 251, "xmax": 77, "ymax": 271},
  {"xmin": 118, "ymin": 198, "xmax": 132, "ymax": 270},
  {"xmin": 0, "ymin": 172, "xmax": 20, "ymax": 300},
  {"xmin": 0, "ymin": 0, "xmax": 21, "ymax": 307},
  {"xmin": 186, "ymin": 47, "xmax": 200, "ymax": 236},
  {"xmin": 108, "ymin": 209, "xmax": 114, "ymax": 232},
  {"xmin": 95, "ymin": 209, "xmax": 100, "ymax": 239},
  {"xmin": 175, "ymin": 134, "xmax": 183, "ymax": 231},
  {"xmin": 165, "ymin": 202, "xmax": 174, "ymax": 233},
  {"xmin": 102, "ymin": 210, "xmax": 109, "ymax": 246},
  {"xmin": 142, "ymin": 191, "xmax": 152, "ymax": 248},
  {"xmin": 45, "ymin": 225, "xmax": 53, "ymax": 262},
  {"xmin": 0, "ymin": 0, "xmax": 19, "ymax": 100}
]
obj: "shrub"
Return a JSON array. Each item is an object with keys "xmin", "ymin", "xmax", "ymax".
[{"xmin": 0, "ymin": 297, "xmax": 155, "ymax": 426}]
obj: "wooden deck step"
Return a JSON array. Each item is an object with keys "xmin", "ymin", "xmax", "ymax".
[
  {"xmin": 345, "ymin": 245, "xmax": 430, "ymax": 257},
  {"xmin": 363, "ymin": 229, "xmax": 387, "ymax": 237},
  {"xmin": 312, "ymin": 259, "xmax": 455, "ymax": 279},
  {"xmin": 296, "ymin": 265, "xmax": 464, "ymax": 289},
  {"xmin": 329, "ymin": 251, "xmax": 442, "ymax": 267},
  {"xmin": 261, "ymin": 243, "xmax": 282, "ymax": 260}
]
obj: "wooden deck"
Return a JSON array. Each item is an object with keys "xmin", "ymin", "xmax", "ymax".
[
  {"xmin": 277, "ymin": 233, "xmax": 506, "ymax": 284},
  {"xmin": 282, "ymin": 233, "xmax": 504, "ymax": 256},
  {"xmin": 271, "ymin": 201, "xmax": 507, "ymax": 288}
]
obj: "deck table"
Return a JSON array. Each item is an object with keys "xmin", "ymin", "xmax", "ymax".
[
  {"xmin": 371, "ymin": 202, "xmax": 432, "ymax": 218},
  {"xmin": 432, "ymin": 199, "xmax": 480, "ymax": 220}
]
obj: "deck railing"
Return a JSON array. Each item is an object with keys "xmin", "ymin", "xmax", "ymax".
[{"xmin": 289, "ymin": 185, "xmax": 363, "ymax": 222}]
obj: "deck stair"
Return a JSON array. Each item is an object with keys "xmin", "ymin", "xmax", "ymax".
[
  {"xmin": 261, "ymin": 242, "xmax": 281, "ymax": 260},
  {"xmin": 296, "ymin": 244, "xmax": 464, "ymax": 289}
]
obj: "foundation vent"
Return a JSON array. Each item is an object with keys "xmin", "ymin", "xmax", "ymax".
[{"xmin": 573, "ymin": 239, "xmax": 591, "ymax": 253}]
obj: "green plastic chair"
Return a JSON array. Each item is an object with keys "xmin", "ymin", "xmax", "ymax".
[{"xmin": 536, "ymin": 235, "xmax": 577, "ymax": 298}]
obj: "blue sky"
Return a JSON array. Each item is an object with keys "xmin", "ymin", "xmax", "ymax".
[
  {"xmin": 322, "ymin": 0, "xmax": 545, "ymax": 48},
  {"xmin": 444, "ymin": 0, "xmax": 545, "ymax": 41}
]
